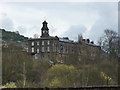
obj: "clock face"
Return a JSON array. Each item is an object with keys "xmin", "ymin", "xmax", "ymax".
[
  {"xmin": 43, "ymin": 30, "xmax": 48, "ymax": 33},
  {"xmin": 43, "ymin": 31, "xmax": 45, "ymax": 33}
]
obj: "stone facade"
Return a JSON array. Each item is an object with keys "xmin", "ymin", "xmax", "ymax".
[{"xmin": 28, "ymin": 21, "xmax": 100, "ymax": 62}]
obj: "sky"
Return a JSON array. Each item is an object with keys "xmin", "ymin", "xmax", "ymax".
[{"xmin": 0, "ymin": 1, "xmax": 118, "ymax": 44}]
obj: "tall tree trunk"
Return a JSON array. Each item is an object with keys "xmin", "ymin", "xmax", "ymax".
[{"xmin": 23, "ymin": 61, "xmax": 26, "ymax": 88}]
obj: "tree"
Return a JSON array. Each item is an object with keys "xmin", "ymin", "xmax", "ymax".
[
  {"xmin": 1, "ymin": 29, "xmax": 28, "ymax": 41},
  {"xmin": 43, "ymin": 64, "xmax": 79, "ymax": 87},
  {"xmin": 26, "ymin": 60, "xmax": 51, "ymax": 84},
  {"xmin": 98, "ymin": 29, "xmax": 118, "ymax": 58},
  {"xmin": 78, "ymin": 34, "xmax": 83, "ymax": 44},
  {"xmin": 0, "ymin": 82, "xmax": 17, "ymax": 88},
  {"xmin": 2, "ymin": 41, "xmax": 33, "ymax": 87},
  {"xmin": 33, "ymin": 34, "xmax": 39, "ymax": 38},
  {"xmin": 65, "ymin": 53, "xmax": 79, "ymax": 66}
]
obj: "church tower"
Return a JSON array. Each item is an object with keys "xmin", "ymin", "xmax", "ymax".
[{"xmin": 41, "ymin": 21, "xmax": 49, "ymax": 37}]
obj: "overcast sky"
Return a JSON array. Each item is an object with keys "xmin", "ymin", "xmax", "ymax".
[{"xmin": 0, "ymin": 1, "xmax": 118, "ymax": 44}]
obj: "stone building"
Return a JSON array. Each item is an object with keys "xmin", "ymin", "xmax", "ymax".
[
  {"xmin": 28, "ymin": 21, "xmax": 100, "ymax": 63},
  {"xmin": 77, "ymin": 37, "xmax": 101, "ymax": 61},
  {"xmin": 28, "ymin": 21, "xmax": 78, "ymax": 62}
]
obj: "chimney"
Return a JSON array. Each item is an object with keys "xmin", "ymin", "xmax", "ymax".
[
  {"xmin": 87, "ymin": 39, "xmax": 90, "ymax": 43},
  {"xmin": 91, "ymin": 41, "xmax": 94, "ymax": 44}
]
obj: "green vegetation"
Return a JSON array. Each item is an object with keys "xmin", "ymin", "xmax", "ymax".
[
  {"xmin": 2, "ymin": 41, "xmax": 51, "ymax": 88},
  {"xmin": 1, "ymin": 29, "xmax": 28, "ymax": 41},
  {"xmin": 2, "ymin": 29, "xmax": 119, "ymax": 88},
  {"xmin": 43, "ymin": 64, "xmax": 78, "ymax": 87},
  {"xmin": 0, "ymin": 82, "xmax": 17, "ymax": 88}
]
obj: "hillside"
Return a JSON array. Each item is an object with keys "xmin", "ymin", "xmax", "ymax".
[
  {"xmin": 0, "ymin": 29, "xmax": 28, "ymax": 41},
  {"xmin": 2, "ymin": 40, "xmax": 118, "ymax": 87},
  {"xmin": 1, "ymin": 28, "xmax": 118, "ymax": 88}
]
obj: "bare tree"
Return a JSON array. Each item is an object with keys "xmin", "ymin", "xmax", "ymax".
[
  {"xmin": 33, "ymin": 34, "xmax": 39, "ymax": 38},
  {"xmin": 78, "ymin": 34, "xmax": 83, "ymax": 43},
  {"xmin": 98, "ymin": 29, "xmax": 118, "ymax": 56}
]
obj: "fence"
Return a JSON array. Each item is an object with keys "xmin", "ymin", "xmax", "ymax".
[{"xmin": 1, "ymin": 86, "xmax": 120, "ymax": 90}]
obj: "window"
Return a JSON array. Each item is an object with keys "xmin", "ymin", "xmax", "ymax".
[
  {"xmin": 47, "ymin": 47, "xmax": 50, "ymax": 52},
  {"xmin": 37, "ymin": 42, "xmax": 39, "ymax": 46},
  {"xmin": 42, "ymin": 47, "xmax": 45, "ymax": 52},
  {"xmin": 72, "ymin": 47, "xmax": 74, "ymax": 52},
  {"xmin": 37, "ymin": 49, "xmax": 39, "ymax": 53},
  {"xmin": 42, "ymin": 41, "xmax": 44, "ymax": 45},
  {"xmin": 60, "ymin": 45, "xmax": 63, "ymax": 50},
  {"xmin": 26, "ymin": 48, "xmax": 28, "ymax": 52},
  {"xmin": 53, "ymin": 43, "xmax": 54, "ymax": 46},
  {"xmin": 32, "ymin": 42, "xmax": 34, "ymax": 46},
  {"xmin": 32, "ymin": 47, "xmax": 34, "ymax": 53},
  {"xmin": 47, "ymin": 41, "xmax": 50, "ymax": 45}
]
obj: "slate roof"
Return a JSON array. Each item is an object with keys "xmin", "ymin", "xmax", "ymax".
[
  {"xmin": 59, "ymin": 37, "xmax": 74, "ymax": 43},
  {"xmin": 28, "ymin": 36, "xmax": 58, "ymax": 41}
]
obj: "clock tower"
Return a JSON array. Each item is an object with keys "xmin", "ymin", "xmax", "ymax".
[{"xmin": 41, "ymin": 21, "xmax": 49, "ymax": 37}]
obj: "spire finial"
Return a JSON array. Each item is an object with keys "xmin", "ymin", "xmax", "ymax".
[{"xmin": 43, "ymin": 20, "xmax": 48, "ymax": 24}]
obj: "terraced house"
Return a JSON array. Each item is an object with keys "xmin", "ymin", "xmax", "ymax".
[{"xmin": 28, "ymin": 21, "xmax": 100, "ymax": 63}]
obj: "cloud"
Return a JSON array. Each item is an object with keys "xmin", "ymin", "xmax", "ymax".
[
  {"xmin": 25, "ymin": 25, "xmax": 41, "ymax": 38},
  {"xmin": 16, "ymin": 26, "xmax": 27, "ymax": 34},
  {"xmin": 0, "ymin": 0, "xmax": 119, "ymax": 2},
  {"xmin": 0, "ymin": 2, "xmax": 118, "ymax": 43},
  {"xmin": 63, "ymin": 25, "xmax": 87, "ymax": 41},
  {"xmin": 83, "ymin": 2, "xmax": 118, "ymax": 44},
  {"xmin": 0, "ymin": 13, "xmax": 14, "ymax": 30}
]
